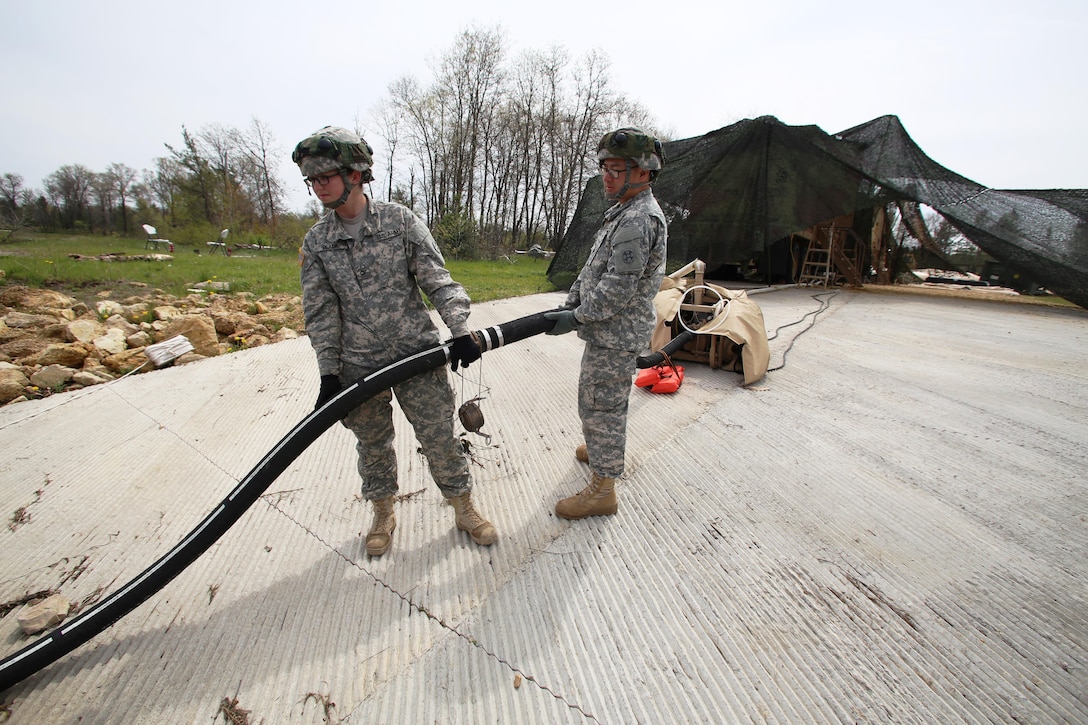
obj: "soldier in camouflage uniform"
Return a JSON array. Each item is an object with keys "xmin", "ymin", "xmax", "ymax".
[
  {"xmin": 544, "ymin": 127, "xmax": 668, "ymax": 519},
  {"xmin": 292, "ymin": 126, "xmax": 497, "ymax": 556}
]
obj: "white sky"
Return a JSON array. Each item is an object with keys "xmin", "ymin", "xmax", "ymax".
[{"xmin": 2, "ymin": 0, "xmax": 1085, "ymax": 215}]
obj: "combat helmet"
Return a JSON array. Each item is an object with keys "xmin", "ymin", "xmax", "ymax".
[
  {"xmin": 597, "ymin": 127, "xmax": 665, "ymax": 179},
  {"xmin": 292, "ymin": 127, "xmax": 375, "ymax": 209},
  {"xmin": 292, "ymin": 126, "xmax": 374, "ymax": 179}
]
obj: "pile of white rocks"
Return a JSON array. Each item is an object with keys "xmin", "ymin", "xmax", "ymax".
[{"xmin": 0, "ymin": 285, "xmax": 304, "ymax": 406}]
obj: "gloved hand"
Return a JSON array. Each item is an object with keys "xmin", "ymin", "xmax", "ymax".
[
  {"xmin": 450, "ymin": 334, "xmax": 481, "ymax": 371},
  {"xmin": 315, "ymin": 374, "xmax": 341, "ymax": 409},
  {"xmin": 544, "ymin": 309, "xmax": 581, "ymax": 335}
]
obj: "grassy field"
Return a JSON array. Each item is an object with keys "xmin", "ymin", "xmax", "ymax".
[
  {"xmin": 3, "ymin": 233, "xmax": 1076, "ymax": 313},
  {"xmin": 0, "ymin": 232, "xmax": 559, "ymax": 304}
]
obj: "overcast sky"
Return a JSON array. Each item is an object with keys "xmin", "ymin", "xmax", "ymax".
[{"xmin": 2, "ymin": 0, "xmax": 1085, "ymax": 215}]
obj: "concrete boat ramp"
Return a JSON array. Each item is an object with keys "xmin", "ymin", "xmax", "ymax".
[{"xmin": 1, "ymin": 288, "xmax": 1085, "ymax": 723}]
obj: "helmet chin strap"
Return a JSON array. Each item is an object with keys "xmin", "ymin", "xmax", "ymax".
[
  {"xmin": 322, "ymin": 169, "xmax": 357, "ymax": 210},
  {"xmin": 606, "ymin": 166, "xmax": 650, "ymax": 202}
]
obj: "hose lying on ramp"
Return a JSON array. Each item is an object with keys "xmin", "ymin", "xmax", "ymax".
[{"xmin": 0, "ymin": 310, "xmax": 557, "ymax": 693}]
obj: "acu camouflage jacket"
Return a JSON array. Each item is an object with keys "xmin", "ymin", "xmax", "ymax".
[
  {"xmin": 565, "ymin": 188, "xmax": 667, "ymax": 352},
  {"xmin": 300, "ymin": 196, "xmax": 472, "ymax": 377}
]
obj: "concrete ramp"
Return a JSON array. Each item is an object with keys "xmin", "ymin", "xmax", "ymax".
[{"xmin": 0, "ymin": 289, "xmax": 1085, "ymax": 722}]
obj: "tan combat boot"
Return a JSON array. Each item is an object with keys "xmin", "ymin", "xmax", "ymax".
[
  {"xmin": 365, "ymin": 495, "xmax": 396, "ymax": 556},
  {"xmin": 574, "ymin": 444, "xmax": 589, "ymax": 463},
  {"xmin": 555, "ymin": 473, "xmax": 618, "ymax": 520},
  {"xmin": 449, "ymin": 492, "xmax": 498, "ymax": 546}
]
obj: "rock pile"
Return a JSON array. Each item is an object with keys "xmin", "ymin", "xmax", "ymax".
[{"xmin": 0, "ymin": 285, "xmax": 305, "ymax": 406}]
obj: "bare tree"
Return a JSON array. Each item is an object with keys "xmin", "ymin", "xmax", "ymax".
[
  {"xmin": 388, "ymin": 25, "xmax": 507, "ymax": 233},
  {"xmin": 90, "ymin": 172, "xmax": 117, "ymax": 234},
  {"xmin": 106, "ymin": 163, "xmax": 138, "ymax": 234},
  {"xmin": 236, "ymin": 117, "xmax": 285, "ymax": 230},
  {"xmin": 436, "ymin": 26, "xmax": 506, "ymax": 222},
  {"xmin": 490, "ymin": 45, "xmax": 648, "ymax": 249},
  {"xmin": 529, "ymin": 46, "xmax": 565, "ymax": 247},
  {"xmin": 0, "ymin": 173, "xmax": 29, "ymax": 240},
  {"xmin": 389, "ymin": 74, "xmax": 446, "ymax": 222},
  {"xmin": 44, "ymin": 164, "xmax": 94, "ymax": 230},
  {"xmin": 145, "ymin": 157, "xmax": 183, "ymax": 223},
  {"xmin": 198, "ymin": 123, "xmax": 249, "ymax": 231},
  {"xmin": 1, "ymin": 173, "xmax": 24, "ymax": 213},
  {"xmin": 375, "ymin": 28, "xmax": 659, "ymax": 255},
  {"xmin": 499, "ymin": 50, "xmax": 547, "ymax": 247},
  {"xmin": 370, "ymin": 98, "xmax": 402, "ymax": 202},
  {"xmin": 165, "ymin": 126, "xmax": 216, "ymax": 224},
  {"xmin": 553, "ymin": 50, "xmax": 621, "ymax": 239}
]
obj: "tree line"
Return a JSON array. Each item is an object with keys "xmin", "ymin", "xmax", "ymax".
[
  {"xmin": 0, "ymin": 26, "xmax": 659, "ymax": 257},
  {"xmin": 371, "ymin": 26, "xmax": 655, "ymax": 258},
  {"xmin": 1, "ymin": 117, "xmax": 294, "ymax": 248}
]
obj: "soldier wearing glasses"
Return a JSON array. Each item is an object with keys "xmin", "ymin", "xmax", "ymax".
[
  {"xmin": 544, "ymin": 127, "xmax": 668, "ymax": 520},
  {"xmin": 292, "ymin": 126, "xmax": 496, "ymax": 556}
]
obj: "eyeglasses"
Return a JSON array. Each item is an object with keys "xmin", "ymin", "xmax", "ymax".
[
  {"xmin": 304, "ymin": 171, "xmax": 342, "ymax": 189},
  {"xmin": 599, "ymin": 161, "xmax": 630, "ymax": 179}
]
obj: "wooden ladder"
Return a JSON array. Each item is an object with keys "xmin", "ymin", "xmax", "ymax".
[
  {"xmin": 798, "ymin": 241, "xmax": 833, "ymax": 286},
  {"xmin": 798, "ymin": 223, "xmax": 864, "ymax": 287}
]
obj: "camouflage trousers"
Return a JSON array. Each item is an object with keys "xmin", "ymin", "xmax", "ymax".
[
  {"xmin": 339, "ymin": 365, "xmax": 471, "ymax": 500},
  {"xmin": 578, "ymin": 342, "xmax": 637, "ymax": 479}
]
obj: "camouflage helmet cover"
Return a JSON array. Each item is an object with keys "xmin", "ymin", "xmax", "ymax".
[
  {"xmin": 292, "ymin": 126, "xmax": 374, "ymax": 179},
  {"xmin": 596, "ymin": 127, "xmax": 665, "ymax": 172}
]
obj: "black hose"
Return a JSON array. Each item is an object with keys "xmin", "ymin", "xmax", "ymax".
[
  {"xmin": 0, "ymin": 311, "xmax": 556, "ymax": 693},
  {"xmin": 635, "ymin": 329, "xmax": 694, "ymax": 369}
]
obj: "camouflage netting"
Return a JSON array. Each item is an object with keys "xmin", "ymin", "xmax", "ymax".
[{"xmin": 548, "ymin": 115, "xmax": 1088, "ymax": 309}]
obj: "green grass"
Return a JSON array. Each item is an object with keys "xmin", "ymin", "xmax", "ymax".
[
  {"xmin": 447, "ymin": 256, "xmax": 559, "ymax": 300},
  {"xmin": 0, "ymin": 232, "xmax": 558, "ymax": 304}
]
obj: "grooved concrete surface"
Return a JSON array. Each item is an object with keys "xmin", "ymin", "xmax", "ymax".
[{"xmin": 0, "ymin": 288, "xmax": 1085, "ymax": 723}]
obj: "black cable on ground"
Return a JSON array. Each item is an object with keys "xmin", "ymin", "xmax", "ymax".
[{"xmin": 766, "ymin": 290, "xmax": 839, "ymax": 373}]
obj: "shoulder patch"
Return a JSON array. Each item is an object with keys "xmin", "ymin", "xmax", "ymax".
[{"xmin": 611, "ymin": 236, "xmax": 646, "ymax": 274}]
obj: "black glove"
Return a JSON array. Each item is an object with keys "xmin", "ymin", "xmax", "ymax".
[
  {"xmin": 315, "ymin": 374, "xmax": 341, "ymax": 409},
  {"xmin": 450, "ymin": 334, "xmax": 481, "ymax": 371},
  {"xmin": 544, "ymin": 309, "xmax": 581, "ymax": 335}
]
